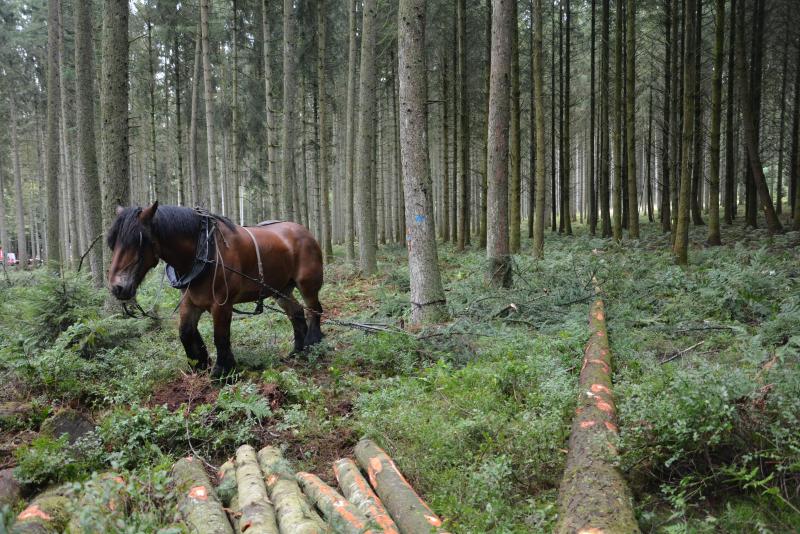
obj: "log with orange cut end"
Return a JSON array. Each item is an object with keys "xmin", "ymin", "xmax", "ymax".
[
  {"xmin": 555, "ymin": 284, "xmax": 640, "ymax": 534},
  {"xmin": 334, "ymin": 457, "xmax": 399, "ymax": 534},
  {"xmin": 172, "ymin": 456, "xmax": 234, "ymax": 534},
  {"xmin": 296, "ymin": 472, "xmax": 374, "ymax": 534},
  {"xmin": 11, "ymin": 488, "xmax": 70, "ymax": 534},
  {"xmin": 354, "ymin": 439, "xmax": 450, "ymax": 534}
]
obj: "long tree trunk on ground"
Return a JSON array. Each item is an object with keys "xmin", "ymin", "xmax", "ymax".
[
  {"xmin": 10, "ymin": 101, "xmax": 29, "ymax": 271},
  {"xmin": 661, "ymin": 0, "xmax": 672, "ymax": 232},
  {"xmin": 625, "ymin": 0, "xmax": 638, "ymax": 238},
  {"xmin": 707, "ymin": 0, "xmax": 724, "ymax": 245},
  {"xmin": 200, "ymin": 0, "xmax": 218, "ymax": 212},
  {"xmin": 612, "ymin": 0, "xmax": 623, "ymax": 241},
  {"xmin": 456, "ymin": 0, "xmax": 470, "ymax": 250},
  {"xmin": 486, "ymin": 0, "xmax": 512, "ymax": 287},
  {"xmin": 46, "ymin": 0, "xmax": 62, "ymax": 268},
  {"xmin": 355, "ymin": 0, "xmax": 377, "ymax": 274},
  {"xmin": 734, "ymin": 0, "xmax": 782, "ymax": 235},
  {"xmin": 588, "ymin": 0, "xmax": 597, "ymax": 235},
  {"xmin": 673, "ymin": 0, "xmax": 697, "ymax": 265},
  {"xmin": 398, "ymin": 0, "xmax": 448, "ymax": 324},
  {"xmin": 532, "ymin": 0, "xmax": 547, "ymax": 259},
  {"xmin": 509, "ymin": 0, "xmax": 521, "ymax": 251},
  {"xmin": 74, "ymin": 0, "xmax": 101, "ymax": 283},
  {"xmin": 281, "ymin": 0, "xmax": 297, "ymax": 220},
  {"xmin": 600, "ymin": 0, "xmax": 611, "ymax": 237},
  {"xmin": 724, "ymin": 0, "xmax": 736, "ymax": 224},
  {"xmin": 344, "ymin": 0, "xmax": 358, "ymax": 261},
  {"xmin": 317, "ymin": 0, "xmax": 333, "ymax": 261}
]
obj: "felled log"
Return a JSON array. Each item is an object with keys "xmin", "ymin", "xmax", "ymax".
[
  {"xmin": 216, "ymin": 459, "xmax": 237, "ymax": 508},
  {"xmin": 295, "ymin": 473, "xmax": 374, "ymax": 534},
  {"xmin": 334, "ymin": 458, "xmax": 398, "ymax": 534},
  {"xmin": 555, "ymin": 289, "xmax": 640, "ymax": 534},
  {"xmin": 65, "ymin": 472, "xmax": 128, "ymax": 533},
  {"xmin": 11, "ymin": 487, "xmax": 70, "ymax": 534},
  {"xmin": 234, "ymin": 444, "xmax": 279, "ymax": 534},
  {"xmin": 354, "ymin": 439, "xmax": 448, "ymax": 534},
  {"xmin": 257, "ymin": 447, "xmax": 327, "ymax": 534},
  {"xmin": 172, "ymin": 456, "xmax": 234, "ymax": 534}
]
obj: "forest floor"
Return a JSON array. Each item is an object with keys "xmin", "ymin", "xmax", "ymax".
[{"xmin": 1, "ymin": 218, "xmax": 799, "ymax": 533}]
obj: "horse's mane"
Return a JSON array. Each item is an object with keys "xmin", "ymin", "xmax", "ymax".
[{"xmin": 107, "ymin": 205, "xmax": 236, "ymax": 250}]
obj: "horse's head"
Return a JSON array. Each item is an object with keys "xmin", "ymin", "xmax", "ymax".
[{"xmin": 107, "ymin": 202, "xmax": 161, "ymax": 300}]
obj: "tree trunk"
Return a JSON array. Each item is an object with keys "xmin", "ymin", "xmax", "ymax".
[
  {"xmin": 280, "ymin": 0, "xmax": 297, "ymax": 220},
  {"xmin": 588, "ymin": 0, "xmax": 597, "ymax": 235},
  {"xmin": 46, "ymin": 0, "xmax": 62, "ymax": 268},
  {"xmin": 172, "ymin": 457, "xmax": 233, "ymax": 534},
  {"xmin": 173, "ymin": 37, "xmax": 185, "ymax": 206},
  {"xmin": 355, "ymin": 0, "xmax": 377, "ymax": 274},
  {"xmin": 673, "ymin": 0, "xmax": 697, "ymax": 265},
  {"xmin": 791, "ymin": 33, "xmax": 800, "ymax": 226},
  {"xmin": 261, "ymin": 0, "xmax": 279, "ymax": 218},
  {"xmin": 234, "ymin": 445, "xmax": 279, "ymax": 534},
  {"xmin": 532, "ymin": 0, "xmax": 547, "ymax": 259},
  {"xmin": 10, "ymin": 101, "xmax": 29, "ymax": 271},
  {"xmin": 486, "ymin": 0, "xmax": 513, "ymax": 287},
  {"xmin": 296, "ymin": 473, "xmax": 371, "ymax": 534},
  {"xmin": 441, "ymin": 53, "xmax": 451, "ymax": 243},
  {"xmin": 398, "ymin": 0, "xmax": 448, "ymax": 322},
  {"xmin": 509, "ymin": 0, "xmax": 521, "ymax": 251},
  {"xmin": 612, "ymin": 0, "xmax": 623, "ymax": 241},
  {"xmin": 661, "ymin": 0, "xmax": 672, "ymax": 232},
  {"xmin": 334, "ymin": 458, "xmax": 399, "ymax": 534},
  {"xmin": 481, "ymin": 0, "xmax": 491, "ymax": 248},
  {"xmin": 646, "ymin": 88, "xmax": 654, "ymax": 223},
  {"xmin": 734, "ymin": 0, "xmax": 782, "ymax": 235},
  {"xmin": 625, "ymin": 0, "xmax": 638, "ymax": 238},
  {"xmin": 562, "ymin": 0, "xmax": 573, "ymax": 236},
  {"xmin": 317, "ymin": 0, "xmax": 333, "ymax": 260},
  {"xmin": 147, "ymin": 20, "xmax": 160, "ymax": 203},
  {"xmin": 258, "ymin": 447, "xmax": 326, "ymax": 533},
  {"xmin": 344, "ymin": 0, "xmax": 358, "ymax": 261},
  {"xmin": 744, "ymin": 0, "xmax": 765, "ymax": 228},
  {"xmin": 775, "ymin": 40, "xmax": 789, "ymax": 215},
  {"xmin": 690, "ymin": 0, "xmax": 705, "ymax": 227},
  {"xmin": 724, "ymin": 0, "xmax": 736, "ymax": 224},
  {"xmin": 189, "ymin": 29, "xmax": 201, "ymax": 208},
  {"xmin": 74, "ymin": 0, "xmax": 101, "ymax": 282},
  {"xmin": 707, "ymin": 0, "xmax": 724, "ymax": 245},
  {"xmin": 200, "ymin": 0, "xmax": 218, "ymax": 211},
  {"xmin": 456, "ymin": 0, "xmax": 470, "ymax": 250},
  {"xmin": 600, "ymin": 0, "xmax": 611, "ymax": 237}
]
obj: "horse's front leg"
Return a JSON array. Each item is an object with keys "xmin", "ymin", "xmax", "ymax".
[
  {"xmin": 179, "ymin": 300, "xmax": 208, "ymax": 371},
  {"xmin": 211, "ymin": 305, "xmax": 235, "ymax": 379}
]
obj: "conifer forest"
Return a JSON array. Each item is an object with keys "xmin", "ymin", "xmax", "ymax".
[{"xmin": 0, "ymin": 0, "xmax": 799, "ymax": 531}]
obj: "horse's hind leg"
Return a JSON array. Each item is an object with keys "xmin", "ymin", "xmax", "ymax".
[
  {"xmin": 179, "ymin": 301, "xmax": 208, "ymax": 371},
  {"xmin": 297, "ymin": 279, "xmax": 323, "ymax": 347},
  {"xmin": 277, "ymin": 292, "xmax": 307, "ymax": 354}
]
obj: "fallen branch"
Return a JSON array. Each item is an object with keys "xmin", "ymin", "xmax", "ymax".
[
  {"xmin": 234, "ymin": 445, "xmax": 279, "ymax": 534},
  {"xmin": 257, "ymin": 447, "xmax": 326, "ymax": 533},
  {"xmin": 555, "ymin": 285, "xmax": 640, "ymax": 534},
  {"xmin": 11, "ymin": 487, "xmax": 70, "ymax": 534},
  {"xmin": 296, "ymin": 472, "xmax": 373, "ymax": 534},
  {"xmin": 660, "ymin": 341, "xmax": 705, "ymax": 364},
  {"xmin": 334, "ymin": 458, "xmax": 399, "ymax": 534},
  {"xmin": 354, "ymin": 439, "xmax": 449, "ymax": 533},
  {"xmin": 172, "ymin": 456, "xmax": 234, "ymax": 534}
]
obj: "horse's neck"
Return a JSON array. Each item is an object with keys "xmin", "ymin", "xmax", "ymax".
[{"xmin": 155, "ymin": 223, "xmax": 199, "ymax": 274}]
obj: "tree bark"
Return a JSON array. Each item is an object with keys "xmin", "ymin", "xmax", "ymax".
[
  {"xmin": 317, "ymin": 0, "xmax": 333, "ymax": 260},
  {"xmin": 10, "ymin": 100, "xmax": 29, "ymax": 271},
  {"xmin": 74, "ymin": 0, "xmax": 101, "ymax": 283},
  {"xmin": 612, "ymin": 0, "xmax": 623, "ymax": 241},
  {"xmin": 46, "ymin": 0, "xmax": 62, "ymax": 268},
  {"xmin": 690, "ymin": 0, "xmax": 705, "ymax": 227},
  {"xmin": 172, "ymin": 457, "xmax": 233, "ymax": 534},
  {"xmin": 355, "ymin": 0, "xmax": 378, "ymax": 274},
  {"xmin": 707, "ymin": 0, "xmax": 724, "ymax": 245},
  {"xmin": 398, "ymin": 0, "xmax": 448, "ymax": 322},
  {"xmin": 344, "ymin": 0, "xmax": 358, "ymax": 261},
  {"xmin": 625, "ymin": 0, "xmax": 638, "ymax": 238},
  {"xmin": 280, "ymin": 0, "xmax": 297, "ymax": 220},
  {"xmin": 562, "ymin": 0, "xmax": 573, "ymax": 236},
  {"xmin": 509, "ymin": 0, "xmax": 521, "ymax": 251},
  {"xmin": 775, "ymin": 39, "xmax": 789, "ymax": 215},
  {"xmin": 189, "ymin": 29, "xmax": 201, "ymax": 208},
  {"xmin": 456, "ymin": 0, "xmax": 470, "ymax": 250},
  {"xmin": 261, "ymin": 0, "xmax": 279, "ymax": 218},
  {"xmin": 334, "ymin": 458, "xmax": 399, "ymax": 534},
  {"xmin": 673, "ymin": 0, "xmax": 697, "ymax": 265},
  {"xmin": 588, "ymin": 0, "xmax": 597, "ymax": 235},
  {"xmin": 600, "ymin": 0, "xmax": 611, "ymax": 237},
  {"xmin": 486, "ymin": 0, "xmax": 513, "ymax": 287},
  {"xmin": 234, "ymin": 445, "xmax": 279, "ymax": 534},
  {"xmin": 661, "ymin": 0, "xmax": 672, "ymax": 232},
  {"xmin": 724, "ymin": 0, "xmax": 736, "ymax": 224},
  {"xmin": 200, "ymin": 0, "xmax": 218, "ymax": 211},
  {"xmin": 532, "ymin": 0, "xmax": 547, "ymax": 259},
  {"xmin": 296, "ymin": 473, "xmax": 372, "ymax": 534}
]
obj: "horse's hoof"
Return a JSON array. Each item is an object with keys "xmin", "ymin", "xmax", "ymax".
[
  {"xmin": 211, "ymin": 364, "xmax": 234, "ymax": 381},
  {"xmin": 190, "ymin": 358, "xmax": 209, "ymax": 372}
]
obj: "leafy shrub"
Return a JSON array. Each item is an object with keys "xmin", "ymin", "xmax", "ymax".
[{"xmin": 14, "ymin": 435, "xmax": 97, "ymax": 487}]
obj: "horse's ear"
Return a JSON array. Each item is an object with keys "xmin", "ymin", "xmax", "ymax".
[
  {"xmin": 139, "ymin": 201, "xmax": 159, "ymax": 226},
  {"xmin": 116, "ymin": 205, "xmax": 126, "ymax": 216}
]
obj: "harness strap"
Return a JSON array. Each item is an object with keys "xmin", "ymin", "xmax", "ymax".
[
  {"xmin": 232, "ymin": 226, "xmax": 267, "ymax": 316},
  {"xmin": 242, "ymin": 227, "xmax": 265, "ymax": 287}
]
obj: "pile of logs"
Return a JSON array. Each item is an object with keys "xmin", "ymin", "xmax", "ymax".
[{"xmin": 173, "ymin": 438, "xmax": 449, "ymax": 534}]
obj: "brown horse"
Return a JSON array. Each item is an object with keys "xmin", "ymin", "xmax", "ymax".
[{"xmin": 107, "ymin": 202, "xmax": 324, "ymax": 377}]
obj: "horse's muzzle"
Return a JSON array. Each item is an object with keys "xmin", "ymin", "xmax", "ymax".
[{"xmin": 110, "ymin": 283, "xmax": 136, "ymax": 301}]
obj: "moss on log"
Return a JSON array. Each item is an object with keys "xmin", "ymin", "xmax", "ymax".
[
  {"xmin": 234, "ymin": 445, "xmax": 279, "ymax": 534},
  {"xmin": 295, "ymin": 472, "xmax": 373, "ymax": 534},
  {"xmin": 354, "ymin": 439, "xmax": 449, "ymax": 534},
  {"xmin": 555, "ymin": 289, "xmax": 640, "ymax": 534},
  {"xmin": 334, "ymin": 458, "xmax": 398, "ymax": 534},
  {"xmin": 257, "ymin": 447, "xmax": 327, "ymax": 534},
  {"xmin": 65, "ymin": 472, "xmax": 128, "ymax": 533},
  {"xmin": 11, "ymin": 487, "xmax": 70, "ymax": 534},
  {"xmin": 217, "ymin": 459, "xmax": 237, "ymax": 508},
  {"xmin": 172, "ymin": 456, "xmax": 234, "ymax": 534}
]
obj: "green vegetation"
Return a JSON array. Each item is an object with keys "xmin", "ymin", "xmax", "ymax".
[{"xmin": 1, "ymin": 223, "xmax": 798, "ymax": 532}]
